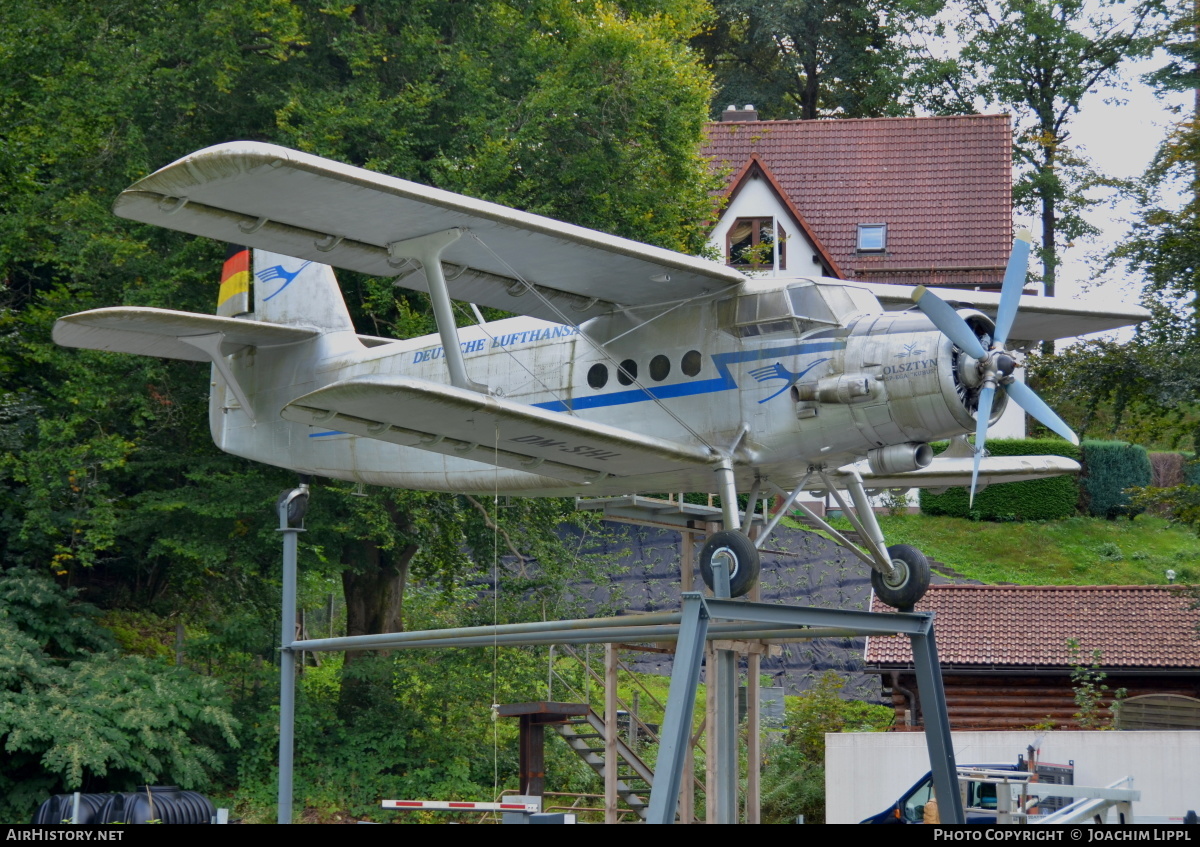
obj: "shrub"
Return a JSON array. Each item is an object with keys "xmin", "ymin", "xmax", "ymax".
[
  {"xmin": 919, "ymin": 439, "xmax": 1082, "ymax": 521},
  {"xmin": 1079, "ymin": 441, "xmax": 1152, "ymax": 519},
  {"xmin": 1149, "ymin": 452, "xmax": 1188, "ymax": 488}
]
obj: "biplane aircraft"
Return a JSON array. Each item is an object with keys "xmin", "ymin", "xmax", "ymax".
[{"xmin": 53, "ymin": 142, "xmax": 1147, "ymax": 608}]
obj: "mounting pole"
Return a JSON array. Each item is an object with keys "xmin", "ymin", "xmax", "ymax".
[
  {"xmin": 387, "ymin": 228, "xmax": 488, "ymax": 394},
  {"xmin": 276, "ymin": 482, "xmax": 309, "ymax": 825},
  {"xmin": 646, "ymin": 593, "xmax": 710, "ymax": 824}
]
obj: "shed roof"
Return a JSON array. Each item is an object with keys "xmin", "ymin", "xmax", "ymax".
[
  {"xmin": 703, "ymin": 115, "xmax": 1013, "ymax": 287},
  {"xmin": 866, "ymin": 585, "xmax": 1200, "ymax": 669}
]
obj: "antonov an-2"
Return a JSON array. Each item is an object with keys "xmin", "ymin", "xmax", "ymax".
[{"xmin": 53, "ymin": 143, "xmax": 1147, "ymax": 608}]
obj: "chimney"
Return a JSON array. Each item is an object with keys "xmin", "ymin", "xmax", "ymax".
[{"xmin": 721, "ymin": 104, "xmax": 759, "ymax": 122}]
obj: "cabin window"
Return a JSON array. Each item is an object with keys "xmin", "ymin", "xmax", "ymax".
[
  {"xmin": 587, "ymin": 364, "xmax": 608, "ymax": 389},
  {"xmin": 857, "ymin": 223, "xmax": 887, "ymax": 252},
  {"xmin": 681, "ymin": 350, "xmax": 702, "ymax": 376},
  {"xmin": 617, "ymin": 359, "xmax": 638, "ymax": 386},
  {"xmin": 727, "ymin": 217, "xmax": 786, "ymax": 270},
  {"xmin": 650, "ymin": 355, "xmax": 671, "ymax": 381}
]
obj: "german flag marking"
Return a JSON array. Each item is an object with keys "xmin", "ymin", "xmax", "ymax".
[{"xmin": 219, "ymin": 245, "xmax": 251, "ymax": 307}]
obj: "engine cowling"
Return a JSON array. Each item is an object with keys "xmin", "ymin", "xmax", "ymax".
[{"xmin": 824, "ymin": 310, "xmax": 1006, "ymax": 448}]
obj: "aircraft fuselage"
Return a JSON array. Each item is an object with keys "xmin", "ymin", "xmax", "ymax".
[{"xmin": 211, "ymin": 276, "xmax": 996, "ymax": 496}]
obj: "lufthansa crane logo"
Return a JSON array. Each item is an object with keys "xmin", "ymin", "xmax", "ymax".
[{"xmin": 257, "ymin": 260, "xmax": 314, "ymax": 301}]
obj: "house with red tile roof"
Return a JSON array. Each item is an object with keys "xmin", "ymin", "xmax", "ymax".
[
  {"xmin": 703, "ymin": 110, "xmax": 1013, "ymax": 289},
  {"xmin": 865, "ymin": 585, "xmax": 1200, "ymax": 731}
]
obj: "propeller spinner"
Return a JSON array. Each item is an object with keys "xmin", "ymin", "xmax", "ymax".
[{"xmin": 911, "ymin": 229, "xmax": 1079, "ymax": 504}]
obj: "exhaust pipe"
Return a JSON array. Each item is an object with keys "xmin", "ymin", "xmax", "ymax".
[{"xmin": 868, "ymin": 442, "xmax": 933, "ymax": 475}]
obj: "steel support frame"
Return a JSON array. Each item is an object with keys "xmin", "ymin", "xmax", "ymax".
[{"xmin": 279, "ymin": 589, "xmax": 962, "ymax": 824}]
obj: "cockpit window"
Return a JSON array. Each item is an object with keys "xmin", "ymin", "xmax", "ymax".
[
  {"xmin": 787, "ymin": 283, "xmax": 838, "ymax": 324},
  {"xmin": 719, "ymin": 281, "xmax": 870, "ymax": 338}
]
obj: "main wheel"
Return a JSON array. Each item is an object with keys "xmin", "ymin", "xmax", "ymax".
[
  {"xmin": 871, "ymin": 544, "xmax": 931, "ymax": 611},
  {"xmin": 699, "ymin": 530, "xmax": 761, "ymax": 598}
]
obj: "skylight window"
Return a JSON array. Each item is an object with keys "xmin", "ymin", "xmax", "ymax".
[{"xmin": 857, "ymin": 223, "xmax": 887, "ymax": 252}]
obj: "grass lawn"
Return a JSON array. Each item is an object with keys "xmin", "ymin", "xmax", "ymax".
[
  {"xmin": 831, "ymin": 513, "xmax": 1200, "ymax": 586},
  {"xmin": 806, "ymin": 511, "xmax": 1200, "ymax": 583}
]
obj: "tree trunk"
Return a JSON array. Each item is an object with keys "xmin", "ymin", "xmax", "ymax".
[
  {"xmin": 340, "ymin": 538, "xmax": 416, "ymax": 663},
  {"xmin": 1040, "ymin": 142, "xmax": 1058, "ymax": 355},
  {"xmin": 337, "ymin": 504, "xmax": 418, "ymax": 720}
]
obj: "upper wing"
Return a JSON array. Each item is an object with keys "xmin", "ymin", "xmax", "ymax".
[
  {"xmin": 280, "ymin": 375, "xmax": 717, "ymax": 485},
  {"xmin": 851, "ymin": 280, "xmax": 1149, "ymax": 341},
  {"xmin": 112, "ymin": 142, "xmax": 745, "ymax": 324}
]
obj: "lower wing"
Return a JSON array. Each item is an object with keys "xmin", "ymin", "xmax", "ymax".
[{"xmin": 280, "ymin": 375, "xmax": 717, "ymax": 486}]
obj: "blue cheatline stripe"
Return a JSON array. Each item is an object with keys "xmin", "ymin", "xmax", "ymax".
[
  {"xmin": 532, "ymin": 340, "xmax": 843, "ymax": 413},
  {"xmin": 308, "ymin": 430, "xmax": 347, "ymax": 438}
]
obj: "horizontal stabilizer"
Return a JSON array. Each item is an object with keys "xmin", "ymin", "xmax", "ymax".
[
  {"xmin": 53, "ymin": 307, "xmax": 319, "ymax": 361},
  {"xmin": 281, "ymin": 376, "xmax": 717, "ymax": 485},
  {"xmin": 831, "ymin": 453, "xmax": 1081, "ymax": 492}
]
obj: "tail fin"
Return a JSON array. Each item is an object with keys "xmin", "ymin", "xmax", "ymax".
[
  {"xmin": 252, "ymin": 249, "xmax": 355, "ymax": 331},
  {"xmin": 218, "ymin": 246, "xmax": 355, "ymax": 331}
]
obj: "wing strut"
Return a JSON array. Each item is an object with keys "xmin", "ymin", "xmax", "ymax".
[
  {"xmin": 178, "ymin": 332, "xmax": 256, "ymax": 420},
  {"xmin": 387, "ymin": 227, "xmax": 488, "ymax": 394}
]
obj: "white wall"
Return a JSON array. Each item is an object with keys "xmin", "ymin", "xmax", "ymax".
[
  {"xmin": 707, "ymin": 177, "xmax": 825, "ymax": 278},
  {"xmin": 826, "ymin": 730, "xmax": 1200, "ymax": 823}
]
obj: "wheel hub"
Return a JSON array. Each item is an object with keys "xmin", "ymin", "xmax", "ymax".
[
  {"xmin": 710, "ymin": 547, "xmax": 740, "ymax": 579},
  {"xmin": 883, "ymin": 557, "xmax": 909, "ymax": 588}
]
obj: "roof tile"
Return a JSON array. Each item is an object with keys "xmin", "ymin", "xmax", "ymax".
[
  {"xmin": 704, "ymin": 116, "xmax": 1012, "ymax": 287},
  {"xmin": 866, "ymin": 585, "xmax": 1200, "ymax": 668}
]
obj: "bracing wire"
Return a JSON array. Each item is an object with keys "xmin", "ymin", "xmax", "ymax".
[
  {"xmin": 491, "ymin": 424, "xmax": 500, "ymax": 797},
  {"xmin": 467, "ymin": 231, "xmax": 732, "ymax": 452}
]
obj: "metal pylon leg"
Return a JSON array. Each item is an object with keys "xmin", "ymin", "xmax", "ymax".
[
  {"xmin": 910, "ymin": 615, "xmax": 963, "ymax": 824},
  {"xmin": 646, "ymin": 594, "xmax": 710, "ymax": 824}
]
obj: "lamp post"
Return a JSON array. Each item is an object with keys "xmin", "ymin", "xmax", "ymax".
[{"xmin": 276, "ymin": 479, "xmax": 309, "ymax": 825}]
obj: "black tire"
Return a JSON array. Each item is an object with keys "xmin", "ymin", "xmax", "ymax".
[
  {"xmin": 871, "ymin": 544, "xmax": 931, "ymax": 611},
  {"xmin": 699, "ymin": 530, "xmax": 761, "ymax": 598}
]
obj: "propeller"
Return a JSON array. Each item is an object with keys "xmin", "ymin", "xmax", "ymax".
[{"xmin": 911, "ymin": 229, "xmax": 1079, "ymax": 505}]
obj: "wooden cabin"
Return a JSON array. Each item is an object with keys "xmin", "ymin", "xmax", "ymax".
[{"xmin": 864, "ymin": 585, "xmax": 1200, "ymax": 731}]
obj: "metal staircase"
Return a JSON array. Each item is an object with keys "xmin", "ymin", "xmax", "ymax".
[{"xmin": 553, "ymin": 708, "xmax": 655, "ymax": 821}]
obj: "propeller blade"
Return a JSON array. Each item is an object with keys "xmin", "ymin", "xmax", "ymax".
[
  {"xmin": 912, "ymin": 286, "xmax": 988, "ymax": 359},
  {"xmin": 993, "ymin": 229, "xmax": 1032, "ymax": 347},
  {"xmin": 1004, "ymin": 380, "xmax": 1080, "ymax": 445},
  {"xmin": 970, "ymin": 385, "xmax": 995, "ymax": 506}
]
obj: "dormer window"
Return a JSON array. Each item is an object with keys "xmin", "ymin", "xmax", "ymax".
[
  {"xmin": 728, "ymin": 217, "xmax": 787, "ymax": 270},
  {"xmin": 857, "ymin": 223, "xmax": 887, "ymax": 253}
]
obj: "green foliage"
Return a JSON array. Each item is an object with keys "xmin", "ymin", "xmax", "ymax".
[
  {"xmin": 696, "ymin": 0, "xmax": 945, "ymax": 120},
  {"xmin": 759, "ymin": 671, "xmax": 892, "ymax": 824},
  {"xmin": 1079, "ymin": 440, "xmax": 1153, "ymax": 519},
  {"xmin": 0, "ymin": 570, "xmax": 238, "ymax": 823},
  {"xmin": 1031, "ymin": 336, "xmax": 1200, "ymax": 451},
  {"xmin": 1066, "ymin": 639, "xmax": 1126, "ymax": 730},
  {"xmin": 871, "ymin": 512, "xmax": 1200, "ymax": 585},
  {"xmin": 229, "ymin": 584, "xmax": 560, "ymax": 823},
  {"xmin": 919, "ymin": 439, "xmax": 1082, "ymax": 521},
  {"xmin": 928, "ymin": 0, "xmax": 1161, "ymax": 303},
  {"xmin": 1130, "ymin": 482, "xmax": 1200, "ymax": 537}
]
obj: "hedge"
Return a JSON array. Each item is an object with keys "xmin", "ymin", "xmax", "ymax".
[
  {"xmin": 1078, "ymin": 440, "xmax": 1152, "ymax": 519},
  {"xmin": 919, "ymin": 438, "xmax": 1082, "ymax": 521}
]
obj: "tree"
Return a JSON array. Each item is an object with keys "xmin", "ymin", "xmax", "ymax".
[
  {"xmin": 0, "ymin": 570, "xmax": 238, "ymax": 821},
  {"xmin": 695, "ymin": 0, "xmax": 945, "ymax": 119},
  {"xmin": 933, "ymin": 0, "xmax": 1161, "ymax": 324},
  {"xmin": 0, "ymin": 0, "xmax": 711, "ymax": 686}
]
